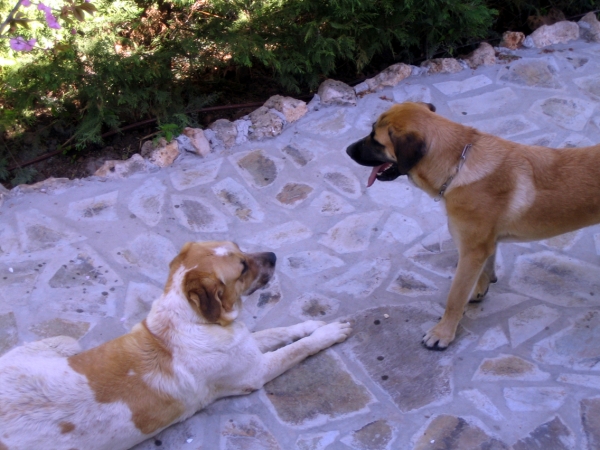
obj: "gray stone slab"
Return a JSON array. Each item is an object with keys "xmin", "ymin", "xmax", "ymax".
[
  {"xmin": 212, "ymin": 177, "xmax": 265, "ymax": 223},
  {"xmin": 309, "ymin": 191, "xmax": 355, "ymax": 216},
  {"xmin": 412, "ymin": 415, "xmax": 508, "ymax": 449},
  {"xmin": 387, "ymin": 269, "xmax": 438, "ymax": 297},
  {"xmin": 531, "ymin": 96, "xmax": 596, "ymax": 131},
  {"xmin": 498, "ymin": 57, "xmax": 562, "ymax": 89},
  {"xmin": 168, "ymin": 157, "xmax": 222, "ymax": 191},
  {"xmin": 458, "ymin": 389, "xmax": 504, "ymax": 421},
  {"xmin": 127, "ymin": 179, "xmax": 167, "ymax": 227},
  {"xmin": 504, "ymin": 387, "xmax": 567, "ymax": 411},
  {"xmin": 220, "ymin": 415, "xmax": 280, "ymax": 449},
  {"xmin": 0, "ymin": 311, "xmax": 18, "ymax": 356},
  {"xmin": 581, "ymin": 397, "xmax": 600, "ymax": 450},
  {"xmin": 473, "ymin": 354, "xmax": 549, "ymax": 381},
  {"xmin": 319, "ymin": 212, "xmax": 383, "ymax": 253},
  {"xmin": 230, "ymin": 150, "xmax": 281, "ymax": 189},
  {"xmin": 289, "ymin": 292, "xmax": 339, "ymax": 320},
  {"xmin": 245, "ymin": 221, "xmax": 312, "ymax": 249},
  {"xmin": 323, "ymin": 258, "xmax": 390, "ymax": 297},
  {"xmin": 295, "ymin": 431, "xmax": 339, "ymax": 450},
  {"xmin": 320, "ymin": 166, "xmax": 362, "ymax": 199},
  {"xmin": 263, "ymin": 351, "xmax": 372, "ymax": 427},
  {"xmin": 171, "ymin": 195, "xmax": 229, "ymax": 232},
  {"xmin": 533, "ymin": 310, "xmax": 600, "ymax": 370},
  {"xmin": 279, "ymin": 250, "xmax": 344, "ymax": 277},
  {"xmin": 433, "ymin": 75, "xmax": 493, "ymax": 96},
  {"xmin": 115, "ymin": 232, "xmax": 177, "ymax": 283},
  {"xmin": 66, "ymin": 191, "xmax": 119, "ymax": 221},
  {"xmin": 512, "ymin": 416, "xmax": 575, "ymax": 450},
  {"xmin": 509, "ymin": 251, "xmax": 600, "ymax": 307},
  {"xmin": 508, "ymin": 304, "xmax": 560, "ymax": 347},
  {"xmin": 466, "ymin": 114, "xmax": 539, "ymax": 137},
  {"xmin": 345, "ymin": 305, "xmax": 468, "ymax": 412},
  {"xmin": 447, "ymin": 88, "xmax": 517, "ymax": 116},
  {"xmin": 341, "ymin": 420, "xmax": 395, "ymax": 450}
]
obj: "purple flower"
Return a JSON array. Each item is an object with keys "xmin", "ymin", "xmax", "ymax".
[
  {"xmin": 37, "ymin": 2, "xmax": 51, "ymax": 13},
  {"xmin": 45, "ymin": 11, "xmax": 61, "ymax": 29},
  {"xmin": 21, "ymin": 0, "xmax": 31, "ymax": 7},
  {"xmin": 9, "ymin": 37, "xmax": 37, "ymax": 51}
]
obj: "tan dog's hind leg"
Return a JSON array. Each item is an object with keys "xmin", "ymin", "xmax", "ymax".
[
  {"xmin": 470, "ymin": 250, "xmax": 497, "ymax": 302},
  {"xmin": 423, "ymin": 240, "xmax": 495, "ymax": 349}
]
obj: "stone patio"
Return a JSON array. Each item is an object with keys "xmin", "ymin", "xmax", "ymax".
[{"xmin": 2, "ymin": 37, "xmax": 600, "ymax": 449}]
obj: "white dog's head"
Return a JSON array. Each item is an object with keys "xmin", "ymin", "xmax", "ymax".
[{"xmin": 166, "ymin": 241, "xmax": 276, "ymax": 326}]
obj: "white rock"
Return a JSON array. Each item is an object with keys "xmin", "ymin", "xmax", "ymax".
[
  {"xmin": 248, "ymin": 106, "xmax": 284, "ymax": 140},
  {"xmin": 264, "ymin": 95, "xmax": 307, "ymax": 122},
  {"xmin": 209, "ymin": 118, "xmax": 238, "ymax": 148},
  {"xmin": 94, "ymin": 154, "xmax": 151, "ymax": 179},
  {"xmin": 140, "ymin": 138, "xmax": 180, "ymax": 168},
  {"xmin": 420, "ymin": 58, "xmax": 463, "ymax": 74},
  {"xmin": 578, "ymin": 12, "xmax": 600, "ymax": 42},
  {"xmin": 365, "ymin": 63, "xmax": 412, "ymax": 91},
  {"xmin": 317, "ymin": 79, "xmax": 357, "ymax": 106},
  {"xmin": 525, "ymin": 21, "xmax": 580, "ymax": 48},
  {"xmin": 461, "ymin": 42, "xmax": 496, "ymax": 69},
  {"xmin": 181, "ymin": 127, "xmax": 211, "ymax": 156}
]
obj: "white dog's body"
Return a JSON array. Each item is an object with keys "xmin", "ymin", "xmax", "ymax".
[{"xmin": 0, "ymin": 242, "xmax": 351, "ymax": 450}]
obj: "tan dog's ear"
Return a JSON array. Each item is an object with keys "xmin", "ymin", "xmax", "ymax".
[
  {"xmin": 183, "ymin": 269, "xmax": 224, "ymax": 323},
  {"xmin": 389, "ymin": 130, "xmax": 426, "ymax": 174}
]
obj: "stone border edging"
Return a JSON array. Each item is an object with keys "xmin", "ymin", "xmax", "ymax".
[{"xmin": 2, "ymin": 12, "xmax": 599, "ymax": 210}]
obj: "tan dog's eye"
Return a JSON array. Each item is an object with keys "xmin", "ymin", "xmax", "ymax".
[{"xmin": 241, "ymin": 260, "xmax": 248, "ymax": 275}]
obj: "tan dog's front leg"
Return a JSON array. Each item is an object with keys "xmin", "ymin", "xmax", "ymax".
[{"xmin": 423, "ymin": 243, "xmax": 494, "ymax": 349}]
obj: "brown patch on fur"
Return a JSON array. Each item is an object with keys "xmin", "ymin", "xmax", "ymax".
[
  {"xmin": 184, "ymin": 270, "xmax": 224, "ymax": 323},
  {"xmin": 68, "ymin": 320, "xmax": 184, "ymax": 434},
  {"xmin": 0, "ymin": 439, "xmax": 8, "ymax": 450},
  {"xmin": 59, "ymin": 421, "xmax": 76, "ymax": 434}
]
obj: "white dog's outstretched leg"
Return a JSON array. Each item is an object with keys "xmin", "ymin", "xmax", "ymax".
[
  {"xmin": 253, "ymin": 321, "xmax": 352, "ymax": 384},
  {"xmin": 252, "ymin": 320, "xmax": 327, "ymax": 352}
]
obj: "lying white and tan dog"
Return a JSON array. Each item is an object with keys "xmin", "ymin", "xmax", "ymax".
[{"xmin": 0, "ymin": 241, "xmax": 351, "ymax": 450}]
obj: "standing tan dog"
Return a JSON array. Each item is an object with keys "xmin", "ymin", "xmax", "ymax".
[
  {"xmin": 0, "ymin": 241, "xmax": 351, "ymax": 450},
  {"xmin": 346, "ymin": 102, "xmax": 600, "ymax": 349}
]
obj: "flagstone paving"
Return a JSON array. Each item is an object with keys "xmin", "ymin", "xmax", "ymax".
[{"xmin": 3, "ymin": 38, "xmax": 600, "ymax": 449}]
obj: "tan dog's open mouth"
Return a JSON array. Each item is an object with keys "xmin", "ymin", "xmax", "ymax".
[{"xmin": 367, "ymin": 162, "xmax": 401, "ymax": 187}]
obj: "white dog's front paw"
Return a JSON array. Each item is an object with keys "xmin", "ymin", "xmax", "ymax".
[
  {"xmin": 311, "ymin": 321, "xmax": 352, "ymax": 347},
  {"xmin": 299, "ymin": 320, "xmax": 327, "ymax": 336}
]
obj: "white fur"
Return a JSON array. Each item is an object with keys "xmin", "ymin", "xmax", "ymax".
[
  {"xmin": 0, "ymin": 259, "xmax": 351, "ymax": 450},
  {"xmin": 213, "ymin": 246, "xmax": 230, "ymax": 256}
]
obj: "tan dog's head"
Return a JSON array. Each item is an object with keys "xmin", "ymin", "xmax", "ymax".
[
  {"xmin": 346, "ymin": 102, "xmax": 436, "ymax": 186},
  {"xmin": 166, "ymin": 241, "xmax": 276, "ymax": 326}
]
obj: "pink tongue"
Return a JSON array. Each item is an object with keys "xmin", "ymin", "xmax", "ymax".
[{"xmin": 367, "ymin": 163, "xmax": 390, "ymax": 187}]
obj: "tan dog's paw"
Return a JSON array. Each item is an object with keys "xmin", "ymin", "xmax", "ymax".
[
  {"xmin": 311, "ymin": 321, "xmax": 353, "ymax": 346},
  {"xmin": 470, "ymin": 272, "xmax": 497, "ymax": 303},
  {"xmin": 422, "ymin": 321, "xmax": 456, "ymax": 350}
]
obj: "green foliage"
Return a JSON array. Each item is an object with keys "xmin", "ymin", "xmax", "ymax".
[
  {"xmin": 157, "ymin": 117, "xmax": 187, "ymax": 143},
  {"xmin": 192, "ymin": 0, "xmax": 496, "ymax": 91},
  {"xmin": 1, "ymin": 0, "xmax": 598, "ymax": 186}
]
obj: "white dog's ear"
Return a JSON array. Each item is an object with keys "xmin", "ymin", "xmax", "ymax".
[{"xmin": 183, "ymin": 270, "xmax": 224, "ymax": 323}]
